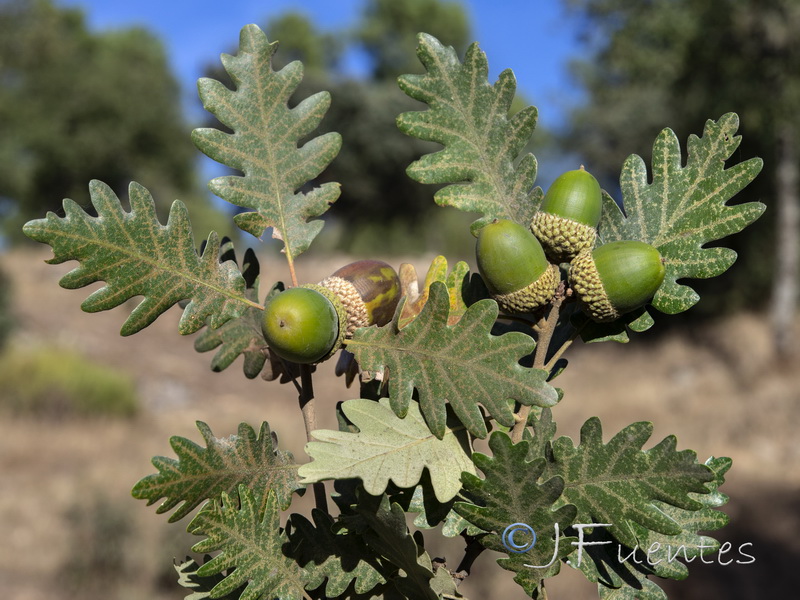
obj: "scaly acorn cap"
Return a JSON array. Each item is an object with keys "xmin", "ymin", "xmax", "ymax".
[
  {"xmin": 531, "ymin": 167, "xmax": 602, "ymax": 262},
  {"xmin": 319, "ymin": 259, "xmax": 401, "ymax": 337},
  {"xmin": 569, "ymin": 241, "xmax": 666, "ymax": 322},
  {"xmin": 476, "ymin": 219, "xmax": 560, "ymax": 314},
  {"xmin": 492, "ymin": 263, "xmax": 561, "ymax": 314}
]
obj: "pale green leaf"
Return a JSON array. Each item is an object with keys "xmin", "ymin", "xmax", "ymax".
[
  {"xmin": 193, "ymin": 24, "xmax": 341, "ymax": 256},
  {"xmin": 22, "ymin": 180, "xmax": 254, "ymax": 336},
  {"xmin": 299, "ymin": 398, "xmax": 475, "ymax": 503},
  {"xmin": 599, "ymin": 113, "xmax": 764, "ymax": 315},
  {"xmin": 454, "ymin": 432, "xmax": 577, "ymax": 596},
  {"xmin": 347, "ymin": 282, "xmax": 558, "ymax": 440},
  {"xmin": 132, "ymin": 421, "xmax": 301, "ymax": 523},
  {"xmin": 189, "ymin": 487, "xmax": 310, "ymax": 600},
  {"xmin": 397, "ymin": 34, "xmax": 541, "ymax": 231},
  {"xmin": 546, "ymin": 418, "xmax": 714, "ymax": 549}
]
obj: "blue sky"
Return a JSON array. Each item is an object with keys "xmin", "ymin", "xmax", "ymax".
[{"xmin": 56, "ymin": 0, "xmax": 586, "ymax": 130}]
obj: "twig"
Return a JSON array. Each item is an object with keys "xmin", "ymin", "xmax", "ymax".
[
  {"xmin": 299, "ymin": 363, "xmax": 328, "ymax": 513},
  {"xmin": 279, "ymin": 357, "xmax": 303, "ymax": 395},
  {"xmin": 543, "ymin": 321, "xmax": 586, "ymax": 372},
  {"xmin": 510, "ymin": 284, "xmax": 566, "ymax": 443}
]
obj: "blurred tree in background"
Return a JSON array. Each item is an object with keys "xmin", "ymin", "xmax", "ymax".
[
  {"xmin": 357, "ymin": 0, "xmax": 470, "ymax": 80},
  {"xmin": 0, "ymin": 0, "xmax": 230, "ymax": 243},
  {"xmin": 563, "ymin": 0, "xmax": 799, "ymax": 351}
]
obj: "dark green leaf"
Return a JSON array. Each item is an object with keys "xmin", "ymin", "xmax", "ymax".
[
  {"xmin": 347, "ymin": 282, "xmax": 559, "ymax": 440},
  {"xmin": 189, "ymin": 487, "xmax": 310, "ymax": 600},
  {"xmin": 546, "ymin": 418, "xmax": 714, "ymax": 549},
  {"xmin": 132, "ymin": 421, "xmax": 301, "ymax": 522},
  {"xmin": 397, "ymin": 34, "xmax": 541, "ymax": 231},
  {"xmin": 573, "ymin": 307, "xmax": 653, "ymax": 345},
  {"xmin": 525, "ymin": 407, "xmax": 557, "ymax": 462},
  {"xmin": 454, "ymin": 432, "xmax": 577, "ymax": 596},
  {"xmin": 599, "ymin": 113, "xmax": 764, "ymax": 315},
  {"xmin": 567, "ymin": 525, "xmax": 666, "ymax": 600},
  {"xmin": 193, "ymin": 24, "xmax": 341, "ymax": 256},
  {"xmin": 299, "ymin": 398, "xmax": 475, "ymax": 502},
  {"xmin": 353, "ymin": 493, "xmax": 438, "ymax": 600},
  {"xmin": 399, "ymin": 476, "xmax": 484, "ymax": 538},
  {"xmin": 22, "ymin": 180, "xmax": 253, "ymax": 336},
  {"xmin": 194, "ymin": 243, "xmax": 270, "ymax": 378}
]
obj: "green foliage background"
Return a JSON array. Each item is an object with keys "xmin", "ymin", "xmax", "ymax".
[
  {"xmin": 0, "ymin": 0, "xmax": 229, "ymax": 241},
  {"xmin": 0, "ymin": 345, "xmax": 138, "ymax": 418}
]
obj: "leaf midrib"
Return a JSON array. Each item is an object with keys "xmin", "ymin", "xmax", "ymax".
[
  {"xmin": 426, "ymin": 41, "xmax": 511, "ymax": 211},
  {"xmin": 46, "ymin": 226, "xmax": 260, "ymax": 310}
]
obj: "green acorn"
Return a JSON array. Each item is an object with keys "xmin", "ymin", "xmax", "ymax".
[
  {"xmin": 569, "ymin": 241, "xmax": 666, "ymax": 322},
  {"xmin": 261, "ymin": 260, "xmax": 400, "ymax": 364},
  {"xmin": 261, "ymin": 285, "xmax": 345, "ymax": 364},
  {"xmin": 476, "ymin": 219, "xmax": 560, "ymax": 314},
  {"xmin": 531, "ymin": 166, "xmax": 602, "ymax": 262}
]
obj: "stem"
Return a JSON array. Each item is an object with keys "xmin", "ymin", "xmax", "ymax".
[
  {"xmin": 511, "ymin": 285, "xmax": 566, "ymax": 443},
  {"xmin": 543, "ymin": 317, "xmax": 587, "ymax": 372},
  {"xmin": 299, "ymin": 363, "xmax": 328, "ymax": 513},
  {"xmin": 286, "ymin": 251, "xmax": 299, "ymax": 287}
]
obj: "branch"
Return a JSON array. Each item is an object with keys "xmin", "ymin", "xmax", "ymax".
[
  {"xmin": 510, "ymin": 283, "xmax": 567, "ymax": 443},
  {"xmin": 299, "ymin": 363, "xmax": 328, "ymax": 513}
]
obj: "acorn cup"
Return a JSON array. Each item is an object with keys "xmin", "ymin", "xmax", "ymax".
[
  {"xmin": 530, "ymin": 166, "xmax": 603, "ymax": 263},
  {"xmin": 261, "ymin": 260, "xmax": 401, "ymax": 364},
  {"xmin": 476, "ymin": 219, "xmax": 560, "ymax": 314},
  {"xmin": 569, "ymin": 241, "xmax": 666, "ymax": 323}
]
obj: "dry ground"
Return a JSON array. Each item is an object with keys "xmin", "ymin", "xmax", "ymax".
[{"xmin": 1, "ymin": 247, "xmax": 798, "ymax": 599}]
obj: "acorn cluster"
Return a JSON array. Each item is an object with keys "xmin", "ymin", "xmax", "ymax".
[
  {"xmin": 260, "ymin": 168, "xmax": 666, "ymax": 365},
  {"xmin": 476, "ymin": 167, "xmax": 666, "ymax": 322}
]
